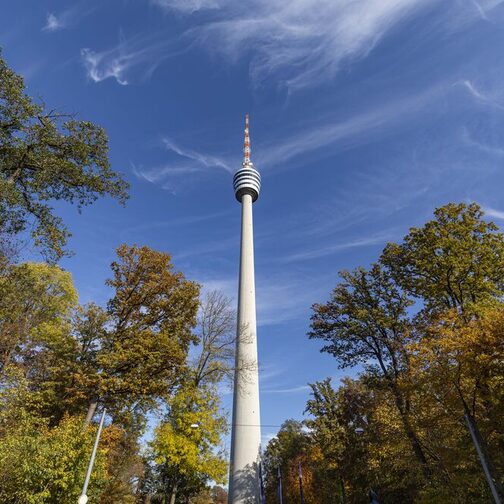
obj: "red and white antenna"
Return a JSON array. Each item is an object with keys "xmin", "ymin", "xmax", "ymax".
[
  {"xmin": 234, "ymin": 113, "xmax": 261, "ymax": 202},
  {"xmin": 243, "ymin": 113, "xmax": 251, "ymax": 166}
]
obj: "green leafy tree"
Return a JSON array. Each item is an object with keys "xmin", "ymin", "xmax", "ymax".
[
  {"xmin": 307, "ymin": 202, "xmax": 504, "ymax": 502},
  {"xmin": 97, "ymin": 244, "xmax": 200, "ymax": 415},
  {"xmin": 381, "ymin": 202, "xmax": 504, "ymax": 317},
  {"xmin": 0, "ymin": 370, "xmax": 108, "ymax": 504},
  {"xmin": 0, "ymin": 50, "xmax": 128, "ymax": 261},
  {"xmin": 148, "ymin": 385, "xmax": 228, "ymax": 504},
  {"xmin": 0, "ymin": 261, "xmax": 77, "ymax": 374},
  {"xmin": 309, "ymin": 264, "xmax": 431, "ymax": 479}
]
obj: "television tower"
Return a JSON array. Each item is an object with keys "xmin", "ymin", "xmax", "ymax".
[{"xmin": 229, "ymin": 114, "xmax": 262, "ymax": 504}]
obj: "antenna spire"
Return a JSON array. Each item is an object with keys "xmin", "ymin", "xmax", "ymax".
[{"xmin": 243, "ymin": 113, "xmax": 252, "ymax": 167}]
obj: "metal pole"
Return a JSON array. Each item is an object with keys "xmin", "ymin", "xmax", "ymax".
[
  {"xmin": 78, "ymin": 408, "xmax": 107, "ymax": 504},
  {"xmin": 298, "ymin": 462, "xmax": 306, "ymax": 504},
  {"xmin": 464, "ymin": 413, "xmax": 502, "ymax": 504},
  {"xmin": 277, "ymin": 466, "xmax": 283, "ymax": 504},
  {"xmin": 259, "ymin": 461, "xmax": 266, "ymax": 504}
]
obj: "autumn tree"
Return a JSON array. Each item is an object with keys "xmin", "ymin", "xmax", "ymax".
[
  {"xmin": 381, "ymin": 202, "xmax": 504, "ymax": 317},
  {"xmin": 0, "ymin": 261, "xmax": 77, "ymax": 375},
  {"xmin": 0, "ymin": 50, "xmax": 128, "ymax": 262},
  {"xmin": 409, "ymin": 306, "xmax": 504, "ymax": 501},
  {"xmin": 382, "ymin": 202, "xmax": 504, "ymax": 497},
  {"xmin": 0, "ymin": 369, "xmax": 109, "ymax": 504},
  {"xmin": 308, "ymin": 202, "xmax": 504, "ymax": 501},
  {"xmin": 93, "ymin": 244, "xmax": 200, "ymax": 415},
  {"xmin": 147, "ymin": 385, "xmax": 228, "ymax": 504},
  {"xmin": 309, "ymin": 264, "xmax": 431, "ymax": 480}
]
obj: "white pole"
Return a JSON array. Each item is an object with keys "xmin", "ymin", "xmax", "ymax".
[
  {"xmin": 79, "ymin": 407, "xmax": 107, "ymax": 504},
  {"xmin": 464, "ymin": 413, "xmax": 502, "ymax": 503}
]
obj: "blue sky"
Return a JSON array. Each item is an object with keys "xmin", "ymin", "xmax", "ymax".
[{"xmin": 3, "ymin": 0, "xmax": 504, "ymax": 448}]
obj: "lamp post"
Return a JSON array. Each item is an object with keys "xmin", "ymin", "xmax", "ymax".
[
  {"xmin": 78, "ymin": 408, "xmax": 107, "ymax": 504},
  {"xmin": 463, "ymin": 413, "xmax": 502, "ymax": 504}
]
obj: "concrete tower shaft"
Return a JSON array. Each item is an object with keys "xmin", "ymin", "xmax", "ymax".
[{"xmin": 228, "ymin": 115, "xmax": 262, "ymax": 504}]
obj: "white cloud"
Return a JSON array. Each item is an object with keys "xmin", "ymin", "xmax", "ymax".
[
  {"xmin": 190, "ymin": 0, "xmax": 440, "ymax": 90},
  {"xmin": 132, "ymin": 162, "xmax": 204, "ymax": 183},
  {"xmin": 131, "ymin": 137, "xmax": 231, "ymax": 192},
  {"xmin": 43, "ymin": 4, "xmax": 95, "ymax": 33},
  {"xmin": 162, "ymin": 137, "xmax": 232, "ymax": 172},
  {"xmin": 81, "ymin": 32, "xmax": 177, "ymax": 85},
  {"xmin": 258, "ymin": 86, "xmax": 442, "ymax": 170},
  {"xmin": 483, "ymin": 206, "xmax": 504, "ymax": 220},
  {"xmin": 282, "ymin": 233, "xmax": 391, "ymax": 262},
  {"xmin": 152, "ymin": 0, "xmax": 224, "ymax": 13},
  {"xmin": 461, "ymin": 128, "xmax": 504, "ymax": 157},
  {"xmin": 43, "ymin": 13, "xmax": 63, "ymax": 32},
  {"xmin": 263, "ymin": 385, "xmax": 310, "ymax": 394},
  {"xmin": 82, "ymin": 0, "xmax": 503, "ymax": 88},
  {"xmin": 470, "ymin": 0, "xmax": 504, "ymax": 19},
  {"xmin": 458, "ymin": 79, "xmax": 504, "ymax": 111},
  {"xmin": 261, "ymin": 432, "xmax": 277, "ymax": 445}
]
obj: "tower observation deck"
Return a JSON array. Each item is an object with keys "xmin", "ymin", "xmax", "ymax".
[{"xmin": 228, "ymin": 114, "xmax": 262, "ymax": 504}]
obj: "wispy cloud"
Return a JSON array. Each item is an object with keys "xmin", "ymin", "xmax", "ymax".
[
  {"xmin": 81, "ymin": 31, "xmax": 181, "ymax": 85},
  {"xmin": 189, "ymin": 0, "xmax": 441, "ymax": 90},
  {"xmin": 43, "ymin": 13, "xmax": 63, "ymax": 32},
  {"xmin": 263, "ymin": 385, "xmax": 310, "ymax": 394},
  {"xmin": 471, "ymin": 0, "xmax": 504, "ymax": 19},
  {"xmin": 282, "ymin": 233, "xmax": 391, "ymax": 263},
  {"xmin": 152, "ymin": 0, "xmax": 224, "ymax": 13},
  {"xmin": 132, "ymin": 162, "xmax": 203, "ymax": 184},
  {"xmin": 43, "ymin": 4, "xmax": 95, "ymax": 33},
  {"xmin": 118, "ymin": 210, "xmax": 229, "ymax": 241},
  {"xmin": 162, "ymin": 137, "xmax": 232, "ymax": 172},
  {"xmin": 81, "ymin": 0, "xmax": 503, "ymax": 89},
  {"xmin": 258, "ymin": 86, "xmax": 442, "ymax": 170},
  {"xmin": 131, "ymin": 137, "xmax": 231, "ymax": 192},
  {"xmin": 483, "ymin": 206, "xmax": 504, "ymax": 220},
  {"xmin": 461, "ymin": 127, "xmax": 504, "ymax": 157},
  {"xmin": 458, "ymin": 79, "xmax": 504, "ymax": 111}
]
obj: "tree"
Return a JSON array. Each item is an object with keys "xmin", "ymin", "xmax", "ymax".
[
  {"xmin": 0, "ymin": 261, "xmax": 77, "ymax": 375},
  {"xmin": 305, "ymin": 378, "xmax": 366, "ymax": 503},
  {"xmin": 381, "ymin": 202, "xmax": 504, "ymax": 498},
  {"xmin": 0, "ymin": 370, "xmax": 109, "ymax": 504},
  {"xmin": 305, "ymin": 377, "xmax": 427, "ymax": 503},
  {"xmin": 0, "ymin": 50, "xmax": 128, "ymax": 262},
  {"xmin": 96, "ymin": 244, "xmax": 200, "ymax": 415},
  {"xmin": 262, "ymin": 420, "xmax": 335, "ymax": 504},
  {"xmin": 307, "ymin": 202, "xmax": 504, "ymax": 501},
  {"xmin": 309, "ymin": 264, "xmax": 431, "ymax": 479},
  {"xmin": 409, "ymin": 306, "xmax": 504, "ymax": 501},
  {"xmin": 381, "ymin": 203, "xmax": 504, "ymax": 317},
  {"xmin": 192, "ymin": 290, "xmax": 236, "ymax": 388},
  {"xmin": 210, "ymin": 486, "xmax": 228, "ymax": 503},
  {"xmin": 148, "ymin": 385, "xmax": 228, "ymax": 504}
]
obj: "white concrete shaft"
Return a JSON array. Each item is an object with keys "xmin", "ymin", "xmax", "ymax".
[{"xmin": 229, "ymin": 193, "xmax": 261, "ymax": 504}]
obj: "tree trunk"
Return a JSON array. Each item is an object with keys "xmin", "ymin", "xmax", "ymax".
[
  {"xmin": 84, "ymin": 397, "xmax": 98, "ymax": 427},
  {"xmin": 390, "ymin": 384, "xmax": 431, "ymax": 479},
  {"xmin": 340, "ymin": 475, "xmax": 347, "ymax": 504},
  {"xmin": 169, "ymin": 482, "xmax": 178, "ymax": 504}
]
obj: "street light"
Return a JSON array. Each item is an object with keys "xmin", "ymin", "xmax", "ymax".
[{"xmin": 78, "ymin": 408, "xmax": 107, "ymax": 504}]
